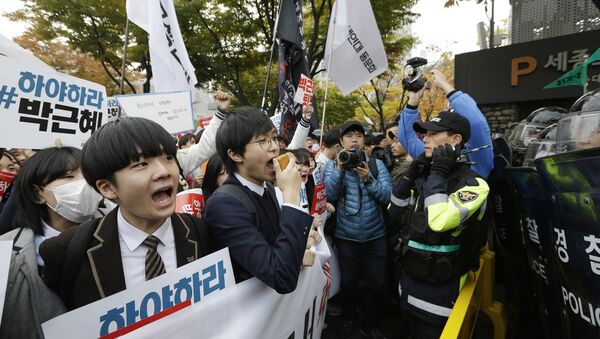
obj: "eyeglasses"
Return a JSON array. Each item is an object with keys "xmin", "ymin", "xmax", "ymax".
[{"xmin": 250, "ymin": 136, "xmax": 278, "ymax": 151}]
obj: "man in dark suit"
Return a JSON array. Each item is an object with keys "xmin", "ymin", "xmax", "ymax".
[
  {"xmin": 203, "ymin": 107, "xmax": 313, "ymax": 294},
  {"xmin": 40, "ymin": 117, "xmax": 215, "ymax": 310}
]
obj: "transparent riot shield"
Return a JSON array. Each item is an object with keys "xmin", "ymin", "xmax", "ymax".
[
  {"xmin": 487, "ymin": 152, "xmax": 541, "ymax": 338},
  {"xmin": 556, "ymin": 111, "xmax": 600, "ymax": 153}
]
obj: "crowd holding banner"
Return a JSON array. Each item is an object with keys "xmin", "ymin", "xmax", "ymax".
[{"xmin": 1, "ymin": 0, "xmax": 600, "ymax": 338}]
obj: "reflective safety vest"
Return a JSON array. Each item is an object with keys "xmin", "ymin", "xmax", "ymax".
[{"xmin": 394, "ymin": 164, "xmax": 490, "ymax": 284}]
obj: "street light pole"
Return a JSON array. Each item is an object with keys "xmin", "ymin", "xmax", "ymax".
[{"xmin": 489, "ymin": 0, "xmax": 495, "ymax": 48}]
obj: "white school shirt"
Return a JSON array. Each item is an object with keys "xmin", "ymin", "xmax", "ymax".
[
  {"xmin": 34, "ymin": 220, "xmax": 61, "ymax": 267},
  {"xmin": 117, "ymin": 208, "xmax": 177, "ymax": 288}
]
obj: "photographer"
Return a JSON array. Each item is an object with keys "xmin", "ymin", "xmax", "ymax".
[
  {"xmin": 398, "ymin": 70, "xmax": 493, "ymax": 178},
  {"xmin": 323, "ymin": 120, "xmax": 392, "ymax": 339}
]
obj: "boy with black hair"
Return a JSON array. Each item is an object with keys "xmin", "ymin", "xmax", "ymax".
[
  {"xmin": 204, "ymin": 106, "xmax": 313, "ymax": 294},
  {"xmin": 40, "ymin": 117, "xmax": 215, "ymax": 310}
]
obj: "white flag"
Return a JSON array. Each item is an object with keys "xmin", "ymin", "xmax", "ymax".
[
  {"xmin": 126, "ymin": 0, "xmax": 198, "ymax": 92},
  {"xmin": 324, "ymin": 0, "xmax": 388, "ymax": 96}
]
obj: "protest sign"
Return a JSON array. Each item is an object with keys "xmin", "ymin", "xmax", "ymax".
[
  {"xmin": 293, "ymin": 74, "xmax": 316, "ymax": 106},
  {"xmin": 106, "ymin": 97, "xmax": 123, "ymax": 122},
  {"xmin": 311, "ymin": 183, "xmax": 327, "ymax": 215},
  {"xmin": 42, "ymin": 248, "xmax": 235, "ymax": 339},
  {"xmin": 175, "ymin": 188, "xmax": 204, "ymax": 217},
  {"xmin": 198, "ymin": 116, "xmax": 212, "ymax": 129},
  {"xmin": 0, "ymin": 171, "xmax": 16, "ymax": 199},
  {"xmin": 0, "ymin": 56, "xmax": 107, "ymax": 149},
  {"xmin": 43, "ymin": 225, "xmax": 337, "ymax": 338},
  {"xmin": 116, "ymin": 91, "xmax": 194, "ymax": 135},
  {"xmin": 125, "ymin": 218, "xmax": 333, "ymax": 339},
  {"xmin": 0, "ymin": 241, "xmax": 12, "ymax": 324}
]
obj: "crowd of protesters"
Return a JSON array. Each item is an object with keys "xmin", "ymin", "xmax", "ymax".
[{"xmin": 1, "ymin": 67, "xmax": 599, "ymax": 339}]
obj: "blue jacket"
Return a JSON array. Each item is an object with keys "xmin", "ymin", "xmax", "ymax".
[
  {"xmin": 398, "ymin": 90, "xmax": 494, "ymax": 178},
  {"xmin": 324, "ymin": 158, "xmax": 392, "ymax": 242}
]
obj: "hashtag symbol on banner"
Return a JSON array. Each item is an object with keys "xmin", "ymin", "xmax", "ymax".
[{"xmin": 0, "ymin": 86, "xmax": 18, "ymax": 109}]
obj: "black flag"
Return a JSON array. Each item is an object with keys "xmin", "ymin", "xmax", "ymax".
[{"xmin": 276, "ymin": 0, "xmax": 319, "ymax": 144}]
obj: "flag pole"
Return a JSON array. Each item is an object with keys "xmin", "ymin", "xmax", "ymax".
[
  {"xmin": 260, "ymin": 0, "xmax": 284, "ymax": 112},
  {"xmin": 119, "ymin": 18, "xmax": 130, "ymax": 95},
  {"xmin": 319, "ymin": 1, "xmax": 339, "ymax": 146}
]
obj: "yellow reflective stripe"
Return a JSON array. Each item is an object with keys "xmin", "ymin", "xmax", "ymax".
[{"xmin": 426, "ymin": 178, "xmax": 490, "ymax": 233}]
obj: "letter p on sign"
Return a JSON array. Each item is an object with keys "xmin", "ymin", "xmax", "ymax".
[{"xmin": 511, "ymin": 57, "xmax": 537, "ymax": 86}]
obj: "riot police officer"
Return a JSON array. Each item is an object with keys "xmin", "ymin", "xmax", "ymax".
[{"xmin": 392, "ymin": 111, "xmax": 490, "ymax": 338}]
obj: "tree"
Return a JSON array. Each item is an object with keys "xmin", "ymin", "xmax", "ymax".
[
  {"xmin": 416, "ymin": 51, "xmax": 455, "ymax": 120},
  {"xmin": 8, "ymin": 0, "xmax": 418, "ymax": 114},
  {"xmin": 13, "ymin": 33, "xmax": 143, "ymax": 96},
  {"xmin": 7, "ymin": 0, "xmax": 146, "ymax": 93},
  {"xmin": 314, "ymin": 85, "xmax": 360, "ymax": 130}
]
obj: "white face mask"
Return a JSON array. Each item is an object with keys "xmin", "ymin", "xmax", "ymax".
[{"xmin": 45, "ymin": 179, "xmax": 102, "ymax": 223}]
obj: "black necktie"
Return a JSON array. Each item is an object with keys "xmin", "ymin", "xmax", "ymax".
[{"xmin": 143, "ymin": 235, "xmax": 166, "ymax": 280}]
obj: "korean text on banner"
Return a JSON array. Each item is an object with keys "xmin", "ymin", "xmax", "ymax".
[
  {"xmin": 0, "ymin": 57, "xmax": 107, "ymax": 149},
  {"xmin": 0, "ymin": 172, "xmax": 16, "ymax": 199},
  {"xmin": 126, "ymin": 0, "xmax": 198, "ymax": 93},
  {"xmin": 311, "ymin": 183, "xmax": 327, "ymax": 215},
  {"xmin": 42, "ymin": 248, "xmax": 235, "ymax": 339},
  {"xmin": 175, "ymin": 188, "xmax": 204, "ymax": 217},
  {"xmin": 324, "ymin": 0, "xmax": 388, "ymax": 96},
  {"xmin": 293, "ymin": 74, "xmax": 316, "ymax": 106},
  {"xmin": 105, "ymin": 97, "xmax": 123, "ymax": 123},
  {"xmin": 116, "ymin": 91, "xmax": 195, "ymax": 135},
  {"xmin": 123, "ymin": 222, "xmax": 332, "ymax": 339},
  {"xmin": 0, "ymin": 241, "xmax": 12, "ymax": 324}
]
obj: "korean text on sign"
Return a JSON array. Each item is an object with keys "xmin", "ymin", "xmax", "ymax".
[{"xmin": 0, "ymin": 58, "xmax": 107, "ymax": 149}]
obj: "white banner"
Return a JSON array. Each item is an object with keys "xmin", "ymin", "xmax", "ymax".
[
  {"xmin": 116, "ymin": 91, "xmax": 195, "ymax": 135},
  {"xmin": 324, "ymin": 0, "xmax": 388, "ymax": 96},
  {"xmin": 0, "ymin": 241, "xmax": 12, "ymax": 324},
  {"xmin": 43, "ymin": 230, "xmax": 335, "ymax": 338},
  {"xmin": 126, "ymin": 0, "xmax": 198, "ymax": 93},
  {"xmin": 0, "ymin": 56, "xmax": 107, "ymax": 149},
  {"xmin": 106, "ymin": 97, "xmax": 122, "ymax": 123},
  {"xmin": 42, "ymin": 248, "xmax": 236, "ymax": 339}
]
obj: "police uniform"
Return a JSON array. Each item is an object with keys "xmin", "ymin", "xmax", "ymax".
[{"xmin": 392, "ymin": 111, "xmax": 490, "ymax": 338}]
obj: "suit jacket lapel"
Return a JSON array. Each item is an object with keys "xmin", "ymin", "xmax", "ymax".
[
  {"xmin": 87, "ymin": 208, "xmax": 126, "ymax": 298},
  {"xmin": 172, "ymin": 213, "xmax": 199, "ymax": 267}
]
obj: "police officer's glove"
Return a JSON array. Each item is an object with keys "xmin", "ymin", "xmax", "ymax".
[
  {"xmin": 403, "ymin": 153, "xmax": 431, "ymax": 181},
  {"xmin": 431, "ymin": 144, "xmax": 461, "ymax": 177}
]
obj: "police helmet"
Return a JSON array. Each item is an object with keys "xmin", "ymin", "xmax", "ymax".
[{"xmin": 570, "ymin": 88, "xmax": 600, "ymax": 113}]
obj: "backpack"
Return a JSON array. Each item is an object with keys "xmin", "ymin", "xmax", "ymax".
[{"xmin": 213, "ymin": 182, "xmax": 279, "ymax": 230}]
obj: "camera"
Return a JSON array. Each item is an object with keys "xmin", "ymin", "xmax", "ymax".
[
  {"xmin": 339, "ymin": 148, "xmax": 367, "ymax": 169},
  {"xmin": 371, "ymin": 146, "xmax": 393, "ymax": 171},
  {"xmin": 402, "ymin": 57, "xmax": 429, "ymax": 92}
]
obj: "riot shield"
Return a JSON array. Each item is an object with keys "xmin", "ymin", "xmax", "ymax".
[
  {"xmin": 487, "ymin": 154, "xmax": 540, "ymax": 338},
  {"xmin": 535, "ymin": 148, "xmax": 600, "ymax": 338},
  {"xmin": 507, "ymin": 166, "xmax": 565, "ymax": 339}
]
